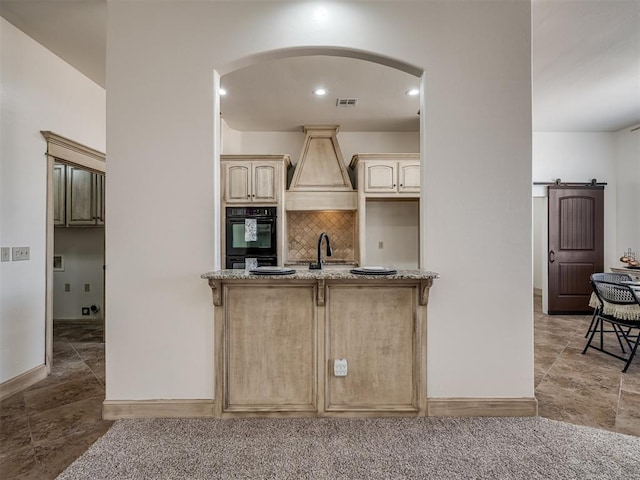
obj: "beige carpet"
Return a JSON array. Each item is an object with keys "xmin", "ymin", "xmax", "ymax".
[{"xmin": 57, "ymin": 416, "xmax": 640, "ymax": 479}]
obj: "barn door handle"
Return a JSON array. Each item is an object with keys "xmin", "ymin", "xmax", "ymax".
[{"xmin": 549, "ymin": 250, "xmax": 555, "ymax": 263}]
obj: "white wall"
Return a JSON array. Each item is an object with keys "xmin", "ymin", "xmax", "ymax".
[
  {"xmin": 533, "ymin": 132, "xmax": 618, "ymax": 275},
  {"xmin": 615, "ymin": 125, "xmax": 640, "ymax": 257},
  {"xmin": 53, "ymin": 228, "xmax": 104, "ymax": 320},
  {"xmin": 223, "ymin": 129, "xmax": 419, "ymax": 167},
  {"xmin": 365, "ymin": 200, "xmax": 419, "ymax": 269},
  {"xmin": 106, "ymin": 1, "xmax": 533, "ymax": 400},
  {"xmin": 532, "ymin": 197, "xmax": 545, "ymax": 291},
  {"xmin": 0, "ymin": 18, "xmax": 105, "ymax": 383},
  {"xmin": 221, "ymin": 120, "xmax": 241, "ymax": 153},
  {"xmin": 337, "ymin": 132, "xmax": 419, "ymax": 164}
]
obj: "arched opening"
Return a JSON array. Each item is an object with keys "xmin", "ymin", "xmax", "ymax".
[
  {"xmin": 213, "ymin": 47, "xmax": 426, "ymax": 270},
  {"xmin": 217, "ymin": 46, "xmax": 423, "ymax": 77}
]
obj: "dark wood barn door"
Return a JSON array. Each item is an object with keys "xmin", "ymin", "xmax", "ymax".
[{"xmin": 548, "ymin": 186, "xmax": 604, "ymax": 314}]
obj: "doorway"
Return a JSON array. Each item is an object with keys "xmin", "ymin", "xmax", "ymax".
[
  {"xmin": 42, "ymin": 132, "xmax": 106, "ymax": 373},
  {"xmin": 547, "ymin": 186, "xmax": 604, "ymax": 314}
]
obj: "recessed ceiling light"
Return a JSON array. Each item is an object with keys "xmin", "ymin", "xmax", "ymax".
[
  {"xmin": 219, "ymin": 88, "xmax": 227, "ymax": 96},
  {"xmin": 313, "ymin": 88, "xmax": 328, "ymax": 96},
  {"xmin": 405, "ymin": 88, "xmax": 419, "ymax": 96}
]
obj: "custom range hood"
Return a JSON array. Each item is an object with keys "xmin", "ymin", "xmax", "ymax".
[{"xmin": 285, "ymin": 126, "xmax": 357, "ymax": 211}]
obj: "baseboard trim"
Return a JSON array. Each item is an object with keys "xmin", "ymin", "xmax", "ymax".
[
  {"xmin": 427, "ymin": 397, "xmax": 538, "ymax": 417},
  {"xmin": 103, "ymin": 399, "xmax": 216, "ymax": 420},
  {"xmin": 0, "ymin": 364, "xmax": 47, "ymax": 401},
  {"xmin": 103, "ymin": 397, "xmax": 538, "ymax": 419}
]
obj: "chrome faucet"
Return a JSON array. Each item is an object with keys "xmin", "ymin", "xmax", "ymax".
[{"xmin": 309, "ymin": 232, "xmax": 333, "ymax": 269}]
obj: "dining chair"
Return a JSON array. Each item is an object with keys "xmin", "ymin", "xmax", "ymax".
[
  {"xmin": 585, "ymin": 272, "xmax": 633, "ymax": 338},
  {"xmin": 583, "ymin": 279, "xmax": 640, "ymax": 372}
]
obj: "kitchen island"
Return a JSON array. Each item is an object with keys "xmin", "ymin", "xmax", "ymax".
[{"xmin": 201, "ymin": 268, "xmax": 438, "ymax": 418}]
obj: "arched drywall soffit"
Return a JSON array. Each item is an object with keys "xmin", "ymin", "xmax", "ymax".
[{"xmin": 216, "ymin": 46, "xmax": 423, "ymax": 78}]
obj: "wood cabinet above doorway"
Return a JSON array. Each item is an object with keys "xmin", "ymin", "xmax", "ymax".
[{"xmin": 54, "ymin": 163, "xmax": 105, "ymax": 227}]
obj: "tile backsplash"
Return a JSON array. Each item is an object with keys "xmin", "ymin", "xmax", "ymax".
[{"xmin": 287, "ymin": 211, "xmax": 356, "ymax": 263}]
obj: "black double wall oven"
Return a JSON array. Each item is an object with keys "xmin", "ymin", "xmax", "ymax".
[{"xmin": 225, "ymin": 206, "xmax": 277, "ymax": 269}]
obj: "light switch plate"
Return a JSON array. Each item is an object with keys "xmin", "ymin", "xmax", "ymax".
[
  {"xmin": 12, "ymin": 246, "xmax": 30, "ymax": 261},
  {"xmin": 1, "ymin": 247, "xmax": 9, "ymax": 262}
]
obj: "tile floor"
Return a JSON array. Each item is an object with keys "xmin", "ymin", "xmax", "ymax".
[
  {"xmin": 2, "ymin": 298, "xmax": 640, "ymax": 479},
  {"xmin": 0, "ymin": 320, "xmax": 112, "ymax": 479},
  {"xmin": 534, "ymin": 295, "xmax": 640, "ymax": 436}
]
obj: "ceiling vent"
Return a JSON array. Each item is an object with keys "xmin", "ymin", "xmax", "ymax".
[{"xmin": 336, "ymin": 98, "xmax": 358, "ymax": 107}]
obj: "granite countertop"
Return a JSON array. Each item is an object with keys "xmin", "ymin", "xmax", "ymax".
[{"xmin": 201, "ymin": 268, "xmax": 440, "ymax": 281}]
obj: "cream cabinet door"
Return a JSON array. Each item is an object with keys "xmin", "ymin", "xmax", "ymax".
[
  {"xmin": 252, "ymin": 162, "xmax": 277, "ymax": 203},
  {"xmin": 398, "ymin": 162, "xmax": 420, "ymax": 193},
  {"xmin": 364, "ymin": 162, "xmax": 397, "ymax": 193},
  {"xmin": 225, "ymin": 285, "xmax": 316, "ymax": 412},
  {"xmin": 224, "ymin": 161, "xmax": 278, "ymax": 203},
  {"xmin": 224, "ymin": 163, "xmax": 252, "ymax": 203},
  {"xmin": 53, "ymin": 163, "xmax": 66, "ymax": 226},
  {"xmin": 66, "ymin": 166, "xmax": 95, "ymax": 225},
  {"xmin": 326, "ymin": 285, "xmax": 418, "ymax": 412}
]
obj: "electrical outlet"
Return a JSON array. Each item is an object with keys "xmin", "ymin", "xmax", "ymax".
[
  {"xmin": 82, "ymin": 307, "xmax": 90, "ymax": 315},
  {"xmin": 333, "ymin": 358, "xmax": 348, "ymax": 377},
  {"xmin": 12, "ymin": 246, "xmax": 30, "ymax": 261},
  {"xmin": 65, "ymin": 283, "xmax": 71, "ymax": 292},
  {"xmin": 1, "ymin": 247, "xmax": 9, "ymax": 262},
  {"xmin": 84, "ymin": 283, "xmax": 90, "ymax": 292},
  {"xmin": 378, "ymin": 241, "xmax": 384, "ymax": 249}
]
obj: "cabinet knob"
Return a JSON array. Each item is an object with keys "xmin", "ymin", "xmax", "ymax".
[{"xmin": 400, "ymin": 184, "xmax": 403, "ymax": 187}]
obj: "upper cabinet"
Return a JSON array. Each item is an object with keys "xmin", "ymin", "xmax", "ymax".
[
  {"xmin": 363, "ymin": 162, "xmax": 395, "ymax": 193},
  {"xmin": 224, "ymin": 162, "xmax": 276, "ymax": 203},
  {"xmin": 221, "ymin": 155, "xmax": 291, "ymax": 204},
  {"xmin": 350, "ymin": 154, "xmax": 420, "ymax": 197},
  {"xmin": 350, "ymin": 153, "xmax": 421, "ymax": 268},
  {"xmin": 53, "ymin": 163, "xmax": 66, "ymax": 226},
  {"xmin": 54, "ymin": 163, "xmax": 105, "ymax": 227},
  {"xmin": 94, "ymin": 173, "xmax": 105, "ymax": 225},
  {"xmin": 397, "ymin": 162, "xmax": 421, "ymax": 193}
]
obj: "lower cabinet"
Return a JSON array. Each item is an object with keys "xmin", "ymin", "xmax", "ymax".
[
  {"xmin": 213, "ymin": 278, "xmax": 427, "ymax": 417},
  {"xmin": 326, "ymin": 285, "xmax": 418, "ymax": 412},
  {"xmin": 224, "ymin": 284, "xmax": 317, "ymax": 412}
]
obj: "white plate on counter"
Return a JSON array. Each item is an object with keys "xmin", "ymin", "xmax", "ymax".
[
  {"xmin": 249, "ymin": 267, "xmax": 296, "ymax": 275},
  {"xmin": 350, "ymin": 266, "xmax": 397, "ymax": 275}
]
